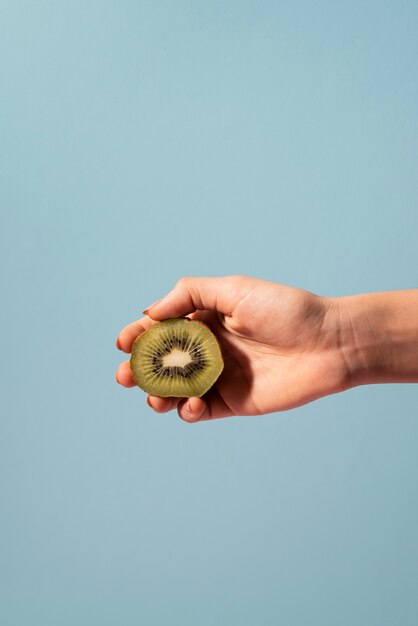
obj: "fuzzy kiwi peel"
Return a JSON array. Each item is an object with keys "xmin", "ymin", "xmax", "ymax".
[{"xmin": 130, "ymin": 318, "xmax": 224, "ymax": 398}]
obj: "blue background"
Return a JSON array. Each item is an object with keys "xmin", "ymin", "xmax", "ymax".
[{"xmin": 1, "ymin": 1, "xmax": 417, "ymax": 624}]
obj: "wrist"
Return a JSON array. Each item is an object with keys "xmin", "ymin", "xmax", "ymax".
[{"xmin": 328, "ymin": 290, "xmax": 418, "ymax": 388}]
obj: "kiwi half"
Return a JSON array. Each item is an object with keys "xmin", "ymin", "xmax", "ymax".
[{"xmin": 130, "ymin": 318, "xmax": 224, "ymax": 398}]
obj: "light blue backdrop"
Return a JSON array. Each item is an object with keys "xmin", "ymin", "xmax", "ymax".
[{"xmin": 1, "ymin": 1, "xmax": 417, "ymax": 625}]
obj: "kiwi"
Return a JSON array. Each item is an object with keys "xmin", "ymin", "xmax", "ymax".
[{"xmin": 130, "ymin": 318, "xmax": 224, "ymax": 398}]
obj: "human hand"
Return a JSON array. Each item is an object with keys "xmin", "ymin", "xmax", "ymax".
[{"xmin": 115, "ymin": 275, "xmax": 350, "ymax": 422}]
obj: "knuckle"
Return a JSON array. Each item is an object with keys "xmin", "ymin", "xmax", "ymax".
[
  {"xmin": 176, "ymin": 276, "xmax": 192, "ymax": 288},
  {"xmin": 228, "ymin": 274, "xmax": 249, "ymax": 283}
]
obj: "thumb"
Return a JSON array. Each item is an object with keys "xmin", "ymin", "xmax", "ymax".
[{"xmin": 143, "ymin": 275, "xmax": 251, "ymax": 320}]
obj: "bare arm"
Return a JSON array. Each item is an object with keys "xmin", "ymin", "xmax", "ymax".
[{"xmin": 330, "ymin": 290, "xmax": 418, "ymax": 387}]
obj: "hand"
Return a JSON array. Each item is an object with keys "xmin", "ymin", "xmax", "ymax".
[{"xmin": 115, "ymin": 275, "xmax": 349, "ymax": 422}]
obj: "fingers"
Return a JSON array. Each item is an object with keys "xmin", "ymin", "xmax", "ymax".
[
  {"xmin": 146, "ymin": 390, "xmax": 233, "ymax": 423},
  {"xmin": 143, "ymin": 275, "xmax": 254, "ymax": 321},
  {"xmin": 177, "ymin": 391, "xmax": 235, "ymax": 423},
  {"xmin": 145, "ymin": 396, "xmax": 206, "ymax": 422},
  {"xmin": 147, "ymin": 396, "xmax": 181, "ymax": 413},
  {"xmin": 116, "ymin": 316, "xmax": 156, "ymax": 353},
  {"xmin": 115, "ymin": 360, "xmax": 136, "ymax": 387},
  {"xmin": 176, "ymin": 397, "xmax": 207, "ymax": 422}
]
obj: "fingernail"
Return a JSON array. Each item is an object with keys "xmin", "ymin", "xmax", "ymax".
[
  {"xmin": 143, "ymin": 298, "xmax": 163, "ymax": 315},
  {"xmin": 116, "ymin": 337, "xmax": 122, "ymax": 350}
]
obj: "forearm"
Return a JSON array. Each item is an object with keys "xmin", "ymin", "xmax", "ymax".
[{"xmin": 329, "ymin": 290, "xmax": 418, "ymax": 387}]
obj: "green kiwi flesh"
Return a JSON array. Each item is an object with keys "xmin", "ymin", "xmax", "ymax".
[{"xmin": 130, "ymin": 318, "xmax": 224, "ymax": 398}]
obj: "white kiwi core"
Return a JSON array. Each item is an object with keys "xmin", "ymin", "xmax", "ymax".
[{"xmin": 162, "ymin": 349, "xmax": 193, "ymax": 368}]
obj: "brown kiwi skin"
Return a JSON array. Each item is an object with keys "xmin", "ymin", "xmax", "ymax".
[{"xmin": 129, "ymin": 317, "xmax": 224, "ymax": 398}]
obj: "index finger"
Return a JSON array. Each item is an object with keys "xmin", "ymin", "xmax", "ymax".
[
  {"xmin": 116, "ymin": 316, "xmax": 157, "ymax": 353},
  {"xmin": 144, "ymin": 276, "xmax": 254, "ymax": 320}
]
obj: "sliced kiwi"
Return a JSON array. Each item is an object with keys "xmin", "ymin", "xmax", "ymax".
[{"xmin": 130, "ymin": 318, "xmax": 224, "ymax": 398}]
